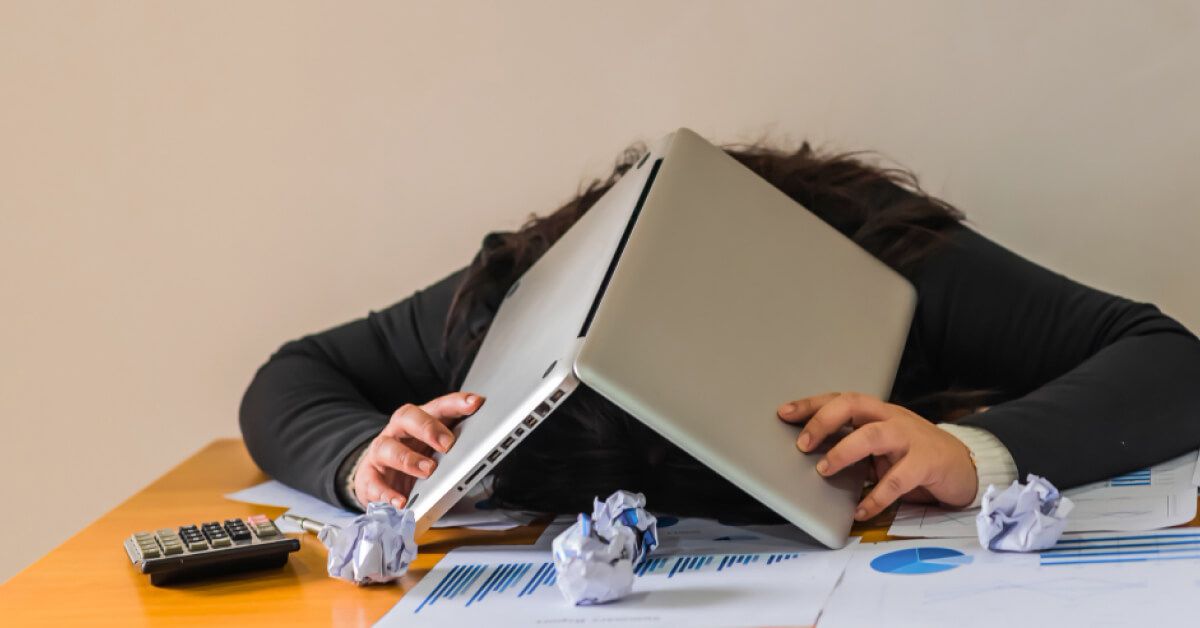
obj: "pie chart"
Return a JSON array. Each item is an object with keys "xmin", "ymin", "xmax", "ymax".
[{"xmin": 869, "ymin": 547, "xmax": 973, "ymax": 575}]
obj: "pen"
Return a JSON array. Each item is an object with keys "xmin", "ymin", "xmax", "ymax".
[{"xmin": 282, "ymin": 513, "xmax": 329, "ymax": 535}]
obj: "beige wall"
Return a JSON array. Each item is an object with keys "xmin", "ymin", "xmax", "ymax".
[{"xmin": 2, "ymin": 0, "xmax": 1197, "ymax": 582}]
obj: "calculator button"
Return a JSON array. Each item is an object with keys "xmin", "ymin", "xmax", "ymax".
[
  {"xmin": 209, "ymin": 536, "xmax": 232, "ymax": 548},
  {"xmin": 224, "ymin": 519, "xmax": 252, "ymax": 542},
  {"xmin": 245, "ymin": 514, "xmax": 279, "ymax": 538},
  {"xmin": 201, "ymin": 522, "xmax": 230, "ymax": 542},
  {"xmin": 134, "ymin": 532, "xmax": 154, "ymax": 542},
  {"xmin": 161, "ymin": 543, "xmax": 184, "ymax": 556},
  {"xmin": 186, "ymin": 539, "xmax": 209, "ymax": 552},
  {"xmin": 139, "ymin": 545, "xmax": 161, "ymax": 559}
]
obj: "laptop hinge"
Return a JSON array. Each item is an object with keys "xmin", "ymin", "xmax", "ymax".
[{"xmin": 578, "ymin": 158, "xmax": 663, "ymax": 337}]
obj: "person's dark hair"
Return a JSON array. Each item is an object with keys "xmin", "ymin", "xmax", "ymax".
[{"xmin": 443, "ymin": 140, "xmax": 974, "ymax": 519}]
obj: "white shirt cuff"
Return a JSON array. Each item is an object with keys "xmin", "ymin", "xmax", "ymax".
[{"xmin": 937, "ymin": 423, "xmax": 1019, "ymax": 508}]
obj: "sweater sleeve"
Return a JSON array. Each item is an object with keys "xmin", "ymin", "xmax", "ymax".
[
  {"xmin": 937, "ymin": 423, "xmax": 1019, "ymax": 507},
  {"xmin": 912, "ymin": 226, "xmax": 1200, "ymax": 489},
  {"xmin": 238, "ymin": 268, "xmax": 465, "ymax": 508}
]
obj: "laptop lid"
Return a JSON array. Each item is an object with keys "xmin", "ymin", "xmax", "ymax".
[
  {"xmin": 405, "ymin": 138, "xmax": 667, "ymax": 532},
  {"xmin": 575, "ymin": 128, "xmax": 916, "ymax": 548}
]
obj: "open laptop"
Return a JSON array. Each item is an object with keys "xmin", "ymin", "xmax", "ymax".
[{"xmin": 405, "ymin": 128, "xmax": 916, "ymax": 548}]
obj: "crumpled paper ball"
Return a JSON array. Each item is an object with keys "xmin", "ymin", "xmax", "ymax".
[
  {"xmin": 551, "ymin": 490, "xmax": 659, "ymax": 605},
  {"xmin": 318, "ymin": 502, "xmax": 417, "ymax": 585},
  {"xmin": 590, "ymin": 490, "xmax": 659, "ymax": 564},
  {"xmin": 976, "ymin": 474, "xmax": 1074, "ymax": 552}
]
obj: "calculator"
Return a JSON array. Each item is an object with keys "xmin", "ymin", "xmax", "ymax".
[{"xmin": 124, "ymin": 514, "xmax": 300, "ymax": 585}]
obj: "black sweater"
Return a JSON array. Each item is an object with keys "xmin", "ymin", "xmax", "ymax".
[{"xmin": 239, "ymin": 226, "xmax": 1200, "ymax": 508}]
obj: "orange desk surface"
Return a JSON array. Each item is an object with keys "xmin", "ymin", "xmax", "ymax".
[
  {"xmin": 0, "ymin": 439, "xmax": 548, "ymax": 626},
  {"xmin": 5, "ymin": 438, "xmax": 1194, "ymax": 626}
]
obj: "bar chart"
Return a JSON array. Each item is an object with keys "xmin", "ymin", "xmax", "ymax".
[
  {"xmin": 1039, "ymin": 531, "xmax": 1200, "ymax": 566},
  {"xmin": 414, "ymin": 549, "xmax": 820, "ymax": 614}
]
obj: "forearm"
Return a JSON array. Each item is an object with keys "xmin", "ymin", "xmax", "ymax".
[
  {"xmin": 239, "ymin": 347, "xmax": 389, "ymax": 507},
  {"xmin": 337, "ymin": 442, "xmax": 372, "ymax": 511},
  {"xmin": 960, "ymin": 332, "xmax": 1200, "ymax": 489}
]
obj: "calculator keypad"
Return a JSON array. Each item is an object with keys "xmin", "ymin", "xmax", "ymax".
[
  {"xmin": 132, "ymin": 532, "xmax": 161, "ymax": 559},
  {"xmin": 178, "ymin": 525, "xmax": 210, "ymax": 551},
  {"xmin": 125, "ymin": 514, "xmax": 300, "ymax": 585},
  {"xmin": 201, "ymin": 521, "xmax": 232, "ymax": 547},
  {"xmin": 224, "ymin": 518, "xmax": 252, "ymax": 542},
  {"xmin": 156, "ymin": 528, "xmax": 185, "ymax": 555},
  {"xmin": 127, "ymin": 515, "xmax": 282, "ymax": 562}
]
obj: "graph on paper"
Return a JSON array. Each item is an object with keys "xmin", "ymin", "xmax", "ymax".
[
  {"xmin": 1106, "ymin": 468, "xmax": 1152, "ymax": 487},
  {"xmin": 413, "ymin": 550, "xmax": 811, "ymax": 614},
  {"xmin": 820, "ymin": 534, "xmax": 1200, "ymax": 628},
  {"xmin": 888, "ymin": 449, "xmax": 1200, "ymax": 538},
  {"xmin": 1039, "ymin": 531, "xmax": 1200, "ymax": 566}
]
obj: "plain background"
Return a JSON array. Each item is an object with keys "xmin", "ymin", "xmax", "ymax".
[{"xmin": 2, "ymin": 1, "xmax": 1198, "ymax": 583}]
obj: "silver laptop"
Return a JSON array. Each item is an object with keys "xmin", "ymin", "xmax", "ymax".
[{"xmin": 406, "ymin": 128, "xmax": 915, "ymax": 548}]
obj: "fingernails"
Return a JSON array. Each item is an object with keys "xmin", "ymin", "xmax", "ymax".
[
  {"xmin": 854, "ymin": 507, "xmax": 867, "ymax": 520},
  {"xmin": 797, "ymin": 433, "xmax": 812, "ymax": 451},
  {"xmin": 438, "ymin": 434, "xmax": 454, "ymax": 451},
  {"xmin": 418, "ymin": 460, "xmax": 434, "ymax": 473},
  {"xmin": 391, "ymin": 497, "xmax": 405, "ymax": 508},
  {"xmin": 815, "ymin": 459, "xmax": 829, "ymax": 475},
  {"xmin": 781, "ymin": 403, "xmax": 796, "ymax": 415},
  {"xmin": 465, "ymin": 393, "xmax": 481, "ymax": 405}
]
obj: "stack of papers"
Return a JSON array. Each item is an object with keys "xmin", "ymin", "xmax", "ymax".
[
  {"xmin": 224, "ymin": 480, "xmax": 533, "ymax": 532},
  {"xmin": 377, "ymin": 518, "xmax": 856, "ymax": 627},
  {"xmin": 228, "ymin": 451, "xmax": 1200, "ymax": 626},
  {"xmin": 818, "ymin": 531, "xmax": 1200, "ymax": 627}
]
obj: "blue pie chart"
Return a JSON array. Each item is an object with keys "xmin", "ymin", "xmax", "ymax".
[{"xmin": 870, "ymin": 547, "xmax": 973, "ymax": 575}]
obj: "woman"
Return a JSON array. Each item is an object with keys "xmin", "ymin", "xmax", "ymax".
[{"xmin": 239, "ymin": 140, "xmax": 1200, "ymax": 524}]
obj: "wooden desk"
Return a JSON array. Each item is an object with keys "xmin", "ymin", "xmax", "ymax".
[
  {"xmin": 6, "ymin": 438, "xmax": 1195, "ymax": 625},
  {"xmin": 0, "ymin": 439, "xmax": 546, "ymax": 626}
]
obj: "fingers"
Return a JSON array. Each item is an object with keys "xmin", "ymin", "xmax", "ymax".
[
  {"xmin": 354, "ymin": 392, "xmax": 486, "ymax": 509},
  {"xmin": 372, "ymin": 434, "xmax": 437, "ymax": 478},
  {"xmin": 796, "ymin": 393, "xmax": 893, "ymax": 453},
  {"xmin": 777, "ymin": 392, "xmax": 841, "ymax": 424},
  {"xmin": 353, "ymin": 463, "xmax": 408, "ymax": 510},
  {"xmin": 817, "ymin": 422, "xmax": 906, "ymax": 477},
  {"xmin": 383, "ymin": 396, "xmax": 478, "ymax": 454},
  {"xmin": 421, "ymin": 391, "xmax": 485, "ymax": 420},
  {"xmin": 856, "ymin": 460, "xmax": 923, "ymax": 520}
]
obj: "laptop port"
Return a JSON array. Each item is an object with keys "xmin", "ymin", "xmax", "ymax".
[
  {"xmin": 550, "ymin": 389, "xmax": 565, "ymax": 403},
  {"xmin": 463, "ymin": 462, "xmax": 489, "ymax": 486},
  {"xmin": 535, "ymin": 402, "xmax": 551, "ymax": 417},
  {"xmin": 514, "ymin": 427, "xmax": 525, "ymax": 437},
  {"xmin": 500, "ymin": 437, "xmax": 515, "ymax": 449},
  {"xmin": 487, "ymin": 449, "xmax": 502, "ymax": 463},
  {"xmin": 523, "ymin": 415, "xmax": 538, "ymax": 428}
]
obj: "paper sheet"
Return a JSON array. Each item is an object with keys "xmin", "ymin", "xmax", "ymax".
[
  {"xmin": 818, "ymin": 532, "xmax": 1200, "ymax": 628},
  {"xmin": 889, "ymin": 450, "xmax": 1200, "ymax": 538},
  {"xmin": 224, "ymin": 479, "xmax": 532, "ymax": 533},
  {"xmin": 376, "ymin": 540, "xmax": 857, "ymax": 627}
]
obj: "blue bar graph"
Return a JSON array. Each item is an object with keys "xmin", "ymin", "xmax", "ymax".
[
  {"xmin": 517, "ymin": 562, "xmax": 556, "ymax": 597},
  {"xmin": 635, "ymin": 556, "xmax": 669, "ymax": 576},
  {"xmin": 416, "ymin": 550, "xmax": 809, "ymax": 614},
  {"xmin": 1040, "ymin": 532, "xmax": 1200, "ymax": 566},
  {"xmin": 1107, "ymin": 468, "xmax": 1152, "ymax": 487},
  {"xmin": 416, "ymin": 563, "xmax": 487, "ymax": 613}
]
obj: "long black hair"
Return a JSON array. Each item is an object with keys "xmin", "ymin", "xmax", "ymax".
[{"xmin": 443, "ymin": 139, "xmax": 972, "ymax": 518}]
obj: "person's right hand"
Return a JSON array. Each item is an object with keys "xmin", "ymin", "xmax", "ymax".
[{"xmin": 352, "ymin": 392, "xmax": 485, "ymax": 509}]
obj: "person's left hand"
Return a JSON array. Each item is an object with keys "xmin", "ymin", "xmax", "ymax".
[{"xmin": 777, "ymin": 392, "xmax": 978, "ymax": 521}]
